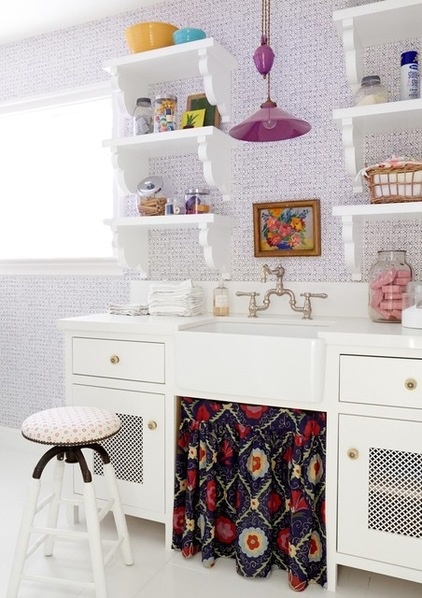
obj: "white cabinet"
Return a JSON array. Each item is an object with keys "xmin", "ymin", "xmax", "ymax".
[
  {"xmin": 327, "ymin": 346, "xmax": 422, "ymax": 587},
  {"xmin": 333, "ymin": 0, "xmax": 422, "ymax": 190},
  {"xmin": 60, "ymin": 326, "xmax": 177, "ymax": 549},
  {"xmin": 103, "ymin": 38, "xmax": 237, "ymax": 276},
  {"xmin": 338, "ymin": 414, "xmax": 422, "ymax": 572}
]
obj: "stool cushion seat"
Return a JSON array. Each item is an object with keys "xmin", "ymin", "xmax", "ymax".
[{"xmin": 21, "ymin": 406, "xmax": 121, "ymax": 446}]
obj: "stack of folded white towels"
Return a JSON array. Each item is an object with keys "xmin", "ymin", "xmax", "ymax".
[{"xmin": 148, "ymin": 280, "xmax": 204, "ymax": 317}]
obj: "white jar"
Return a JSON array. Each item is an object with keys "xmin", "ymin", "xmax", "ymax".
[{"xmin": 354, "ymin": 75, "xmax": 389, "ymax": 106}]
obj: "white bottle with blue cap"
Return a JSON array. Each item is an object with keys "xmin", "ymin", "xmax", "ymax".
[{"xmin": 400, "ymin": 50, "xmax": 420, "ymax": 100}]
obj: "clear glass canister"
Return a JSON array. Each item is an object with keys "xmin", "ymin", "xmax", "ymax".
[
  {"xmin": 368, "ymin": 250, "xmax": 412, "ymax": 323},
  {"xmin": 133, "ymin": 97, "xmax": 153, "ymax": 135},
  {"xmin": 354, "ymin": 75, "xmax": 389, "ymax": 106},
  {"xmin": 184, "ymin": 188, "xmax": 210, "ymax": 214},
  {"xmin": 154, "ymin": 94, "xmax": 177, "ymax": 133}
]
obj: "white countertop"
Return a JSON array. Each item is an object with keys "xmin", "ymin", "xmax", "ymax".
[{"xmin": 57, "ymin": 312, "xmax": 422, "ymax": 350}]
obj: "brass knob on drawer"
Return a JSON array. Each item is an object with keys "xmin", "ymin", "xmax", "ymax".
[
  {"xmin": 404, "ymin": 378, "xmax": 417, "ymax": 391},
  {"xmin": 147, "ymin": 421, "xmax": 157, "ymax": 430},
  {"xmin": 110, "ymin": 355, "xmax": 120, "ymax": 365},
  {"xmin": 347, "ymin": 448, "xmax": 359, "ymax": 460}
]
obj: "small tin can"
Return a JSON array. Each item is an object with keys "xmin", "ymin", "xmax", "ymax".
[
  {"xmin": 184, "ymin": 188, "xmax": 210, "ymax": 214},
  {"xmin": 154, "ymin": 94, "xmax": 177, "ymax": 133}
]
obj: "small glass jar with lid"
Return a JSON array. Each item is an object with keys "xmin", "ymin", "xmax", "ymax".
[
  {"xmin": 354, "ymin": 75, "xmax": 389, "ymax": 106},
  {"xmin": 184, "ymin": 188, "xmax": 210, "ymax": 214},
  {"xmin": 132, "ymin": 97, "xmax": 153, "ymax": 135},
  {"xmin": 368, "ymin": 250, "xmax": 412, "ymax": 323}
]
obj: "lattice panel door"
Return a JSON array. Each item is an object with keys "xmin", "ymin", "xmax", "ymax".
[
  {"xmin": 338, "ymin": 414, "xmax": 422, "ymax": 572},
  {"xmin": 71, "ymin": 384, "xmax": 165, "ymax": 515}
]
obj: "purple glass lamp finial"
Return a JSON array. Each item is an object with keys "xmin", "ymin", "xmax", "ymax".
[{"xmin": 253, "ymin": 35, "xmax": 275, "ymax": 77}]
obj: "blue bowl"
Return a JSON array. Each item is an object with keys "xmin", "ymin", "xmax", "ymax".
[{"xmin": 173, "ymin": 28, "xmax": 206, "ymax": 44}]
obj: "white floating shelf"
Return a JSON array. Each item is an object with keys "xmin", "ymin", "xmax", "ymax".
[
  {"xmin": 333, "ymin": 99, "xmax": 422, "ymax": 191},
  {"xmin": 103, "ymin": 37, "xmax": 238, "ymax": 121},
  {"xmin": 333, "ymin": 202, "xmax": 422, "ymax": 280},
  {"xmin": 105, "ymin": 214, "xmax": 233, "ymax": 278},
  {"xmin": 333, "ymin": 0, "xmax": 422, "ymax": 89},
  {"xmin": 104, "ymin": 127, "xmax": 235, "ymax": 200}
]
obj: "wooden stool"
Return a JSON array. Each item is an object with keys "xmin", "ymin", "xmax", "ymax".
[{"xmin": 7, "ymin": 405, "xmax": 133, "ymax": 598}]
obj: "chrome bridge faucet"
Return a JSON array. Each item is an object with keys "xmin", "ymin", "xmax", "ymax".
[{"xmin": 236, "ymin": 263, "xmax": 328, "ymax": 319}]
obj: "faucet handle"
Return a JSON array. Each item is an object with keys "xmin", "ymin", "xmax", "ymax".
[
  {"xmin": 299, "ymin": 292, "xmax": 328, "ymax": 320},
  {"xmin": 235, "ymin": 291, "xmax": 260, "ymax": 318}
]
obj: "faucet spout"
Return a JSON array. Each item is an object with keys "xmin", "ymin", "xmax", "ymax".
[{"xmin": 236, "ymin": 263, "xmax": 328, "ymax": 319}]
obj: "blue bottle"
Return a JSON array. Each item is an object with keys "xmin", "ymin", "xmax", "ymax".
[{"xmin": 400, "ymin": 50, "xmax": 420, "ymax": 100}]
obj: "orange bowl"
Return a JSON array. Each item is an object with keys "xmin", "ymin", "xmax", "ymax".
[{"xmin": 125, "ymin": 21, "xmax": 178, "ymax": 53}]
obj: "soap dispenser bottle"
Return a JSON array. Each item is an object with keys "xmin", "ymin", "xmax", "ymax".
[{"xmin": 213, "ymin": 278, "xmax": 229, "ymax": 316}]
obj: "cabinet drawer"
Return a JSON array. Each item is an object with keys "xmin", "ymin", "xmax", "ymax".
[
  {"xmin": 72, "ymin": 337, "xmax": 165, "ymax": 383},
  {"xmin": 339, "ymin": 354, "xmax": 422, "ymax": 408}
]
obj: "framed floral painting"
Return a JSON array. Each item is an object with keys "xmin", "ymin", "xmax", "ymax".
[{"xmin": 253, "ymin": 199, "xmax": 321, "ymax": 257}]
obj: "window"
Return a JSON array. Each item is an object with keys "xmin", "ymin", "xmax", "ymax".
[{"xmin": 0, "ymin": 83, "xmax": 120, "ymax": 275}]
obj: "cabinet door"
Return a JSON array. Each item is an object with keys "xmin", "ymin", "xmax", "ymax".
[
  {"xmin": 72, "ymin": 384, "xmax": 165, "ymax": 515},
  {"xmin": 338, "ymin": 414, "xmax": 422, "ymax": 571}
]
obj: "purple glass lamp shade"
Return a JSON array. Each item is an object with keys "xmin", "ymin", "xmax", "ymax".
[
  {"xmin": 229, "ymin": 99, "xmax": 311, "ymax": 142},
  {"xmin": 253, "ymin": 36, "xmax": 275, "ymax": 77}
]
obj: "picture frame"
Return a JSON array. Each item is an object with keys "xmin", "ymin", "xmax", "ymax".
[
  {"xmin": 186, "ymin": 93, "xmax": 221, "ymax": 128},
  {"xmin": 253, "ymin": 199, "xmax": 321, "ymax": 257},
  {"xmin": 180, "ymin": 108, "xmax": 206, "ymax": 129}
]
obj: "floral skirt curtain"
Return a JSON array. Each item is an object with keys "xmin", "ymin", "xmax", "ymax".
[{"xmin": 172, "ymin": 398, "xmax": 327, "ymax": 592}]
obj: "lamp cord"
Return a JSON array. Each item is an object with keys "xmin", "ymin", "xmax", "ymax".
[{"xmin": 262, "ymin": 0, "xmax": 271, "ymax": 44}]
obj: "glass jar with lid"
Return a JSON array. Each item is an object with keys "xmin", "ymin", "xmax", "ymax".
[
  {"xmin": 133, "ymin": 97, "xmax": 153, "ymax": 135},
  {"xmin": 368, "ymin": 250, "xmax": 412, "ymax": 323},
  {"xmin": 184, "ymin": 188, "xmax": 210, "ymax": 214},
  {"xmin": 354, "ymin": 75, "xmax": 389, "ymax": 106}
]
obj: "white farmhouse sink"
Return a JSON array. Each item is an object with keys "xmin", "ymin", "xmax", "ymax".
[{"xmin": 174, "ymin": 318, "xmax": 333, "ymax": 404}]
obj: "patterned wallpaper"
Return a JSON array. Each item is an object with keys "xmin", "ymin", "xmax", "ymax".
[{"xmin": 0, "ymin": 0, "xmax": 421, "ymax": 427}]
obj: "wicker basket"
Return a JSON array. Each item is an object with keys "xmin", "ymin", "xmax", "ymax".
[{"xmin": 364, "ymin": 163, "xmax": 422, "ymax": 204}]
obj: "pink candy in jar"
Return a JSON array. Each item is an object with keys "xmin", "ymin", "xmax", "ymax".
[{"xmin": 368, "ymin": 250, "xmax": 412, "ymax": 322}]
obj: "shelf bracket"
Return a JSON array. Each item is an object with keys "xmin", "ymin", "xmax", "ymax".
[
  {"xmin": 109, "ymin": 222, "xmax": 149, "ymax": 278},
  {"xmin": 197, "ymin": 133, "xmax": 232, "ymax": 200},
  {"xmin": 198, "ymin": 49, "xmax": 232, "ymax": 122},
  {"xmin": 340, "ymin": 17, "xmax": 363, "ymax": 91},
  {"xmin": 339, "ymin": 214, "xmax": 363, "ymax": 281},
  {"xmin": 198, "ymin": 220, "xmax": 232, "ymax": 276},
  {"xmin": 340, "ymin": 117, "xmax": 363, "ymax": 193}
]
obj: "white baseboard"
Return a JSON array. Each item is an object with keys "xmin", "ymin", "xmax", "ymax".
[{"xmin": 0, "ymin": 426, "xmax": 42, "ymax": 456}]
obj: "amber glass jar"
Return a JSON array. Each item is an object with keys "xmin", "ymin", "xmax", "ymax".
[{"xmin": 368, "ymin": 250, "xmax": 412, "ymax": 323}]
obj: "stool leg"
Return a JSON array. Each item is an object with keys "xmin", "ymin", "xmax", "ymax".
[
  {"xmin": 103, "ymin": 462, "xmax": 134, "ymax": 565},
  {"xmin": 44, "ymin": 456, "xmax": 65, "ymax": 556},
  {"xmin": 6, "ymin": 479, "xmax": 41, "ymax": 598},
  {"xmin": 84, "ymin": 480, "xmax": 108, "ymax": 598}
]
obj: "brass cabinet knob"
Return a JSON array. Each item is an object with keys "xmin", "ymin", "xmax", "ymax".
[
  {"xmin": 347, "ymin": 448, "xmax": 359, "ymax": 460},
  {"xmin": 110, "ymin": 355, "xmax": 120, "ymax": 365},
  {"xmin": 147, "ymin": 421, "xmax": 158, "ymax": 430},
  {"xmin": 404, "ymin": 378, "xmax": 417, "ymax": 391}
]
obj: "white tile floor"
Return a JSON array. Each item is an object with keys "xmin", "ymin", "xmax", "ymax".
[{"xmin": 1, "ymin": 439, "xmax": 421, "ymax": 598}]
